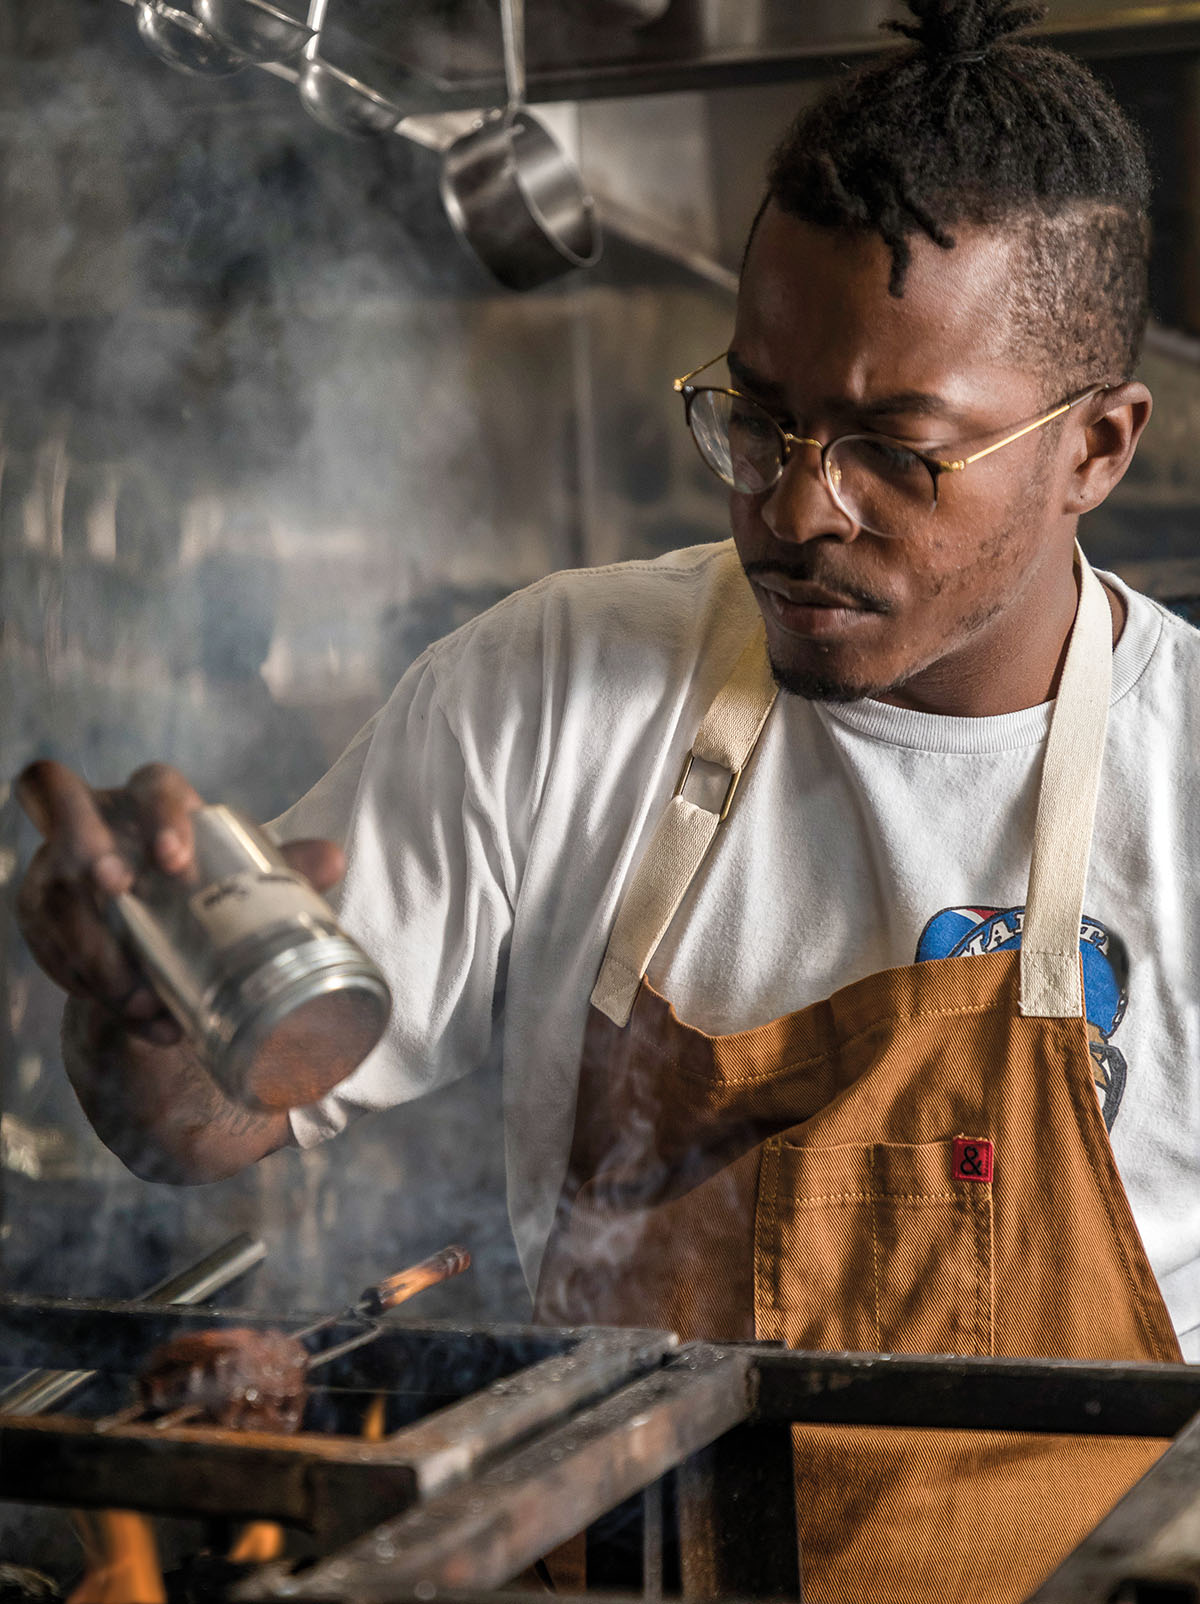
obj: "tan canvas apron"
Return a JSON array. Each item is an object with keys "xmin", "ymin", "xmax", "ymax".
[{"xmin": 534, "ymin": 552, "xmax": 1182, "ymax": 1604}]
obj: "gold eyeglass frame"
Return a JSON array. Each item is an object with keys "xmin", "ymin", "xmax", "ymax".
[{"xmin": 673, "ymin": 352, "xmax": 1108, "ymax": 530}]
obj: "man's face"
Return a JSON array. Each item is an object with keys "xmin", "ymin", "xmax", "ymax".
[{"xmin": 730, "ymin": 205, "xmax": 1084, "ymax": 710}]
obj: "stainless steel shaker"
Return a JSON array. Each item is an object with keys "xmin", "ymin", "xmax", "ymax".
[{"xmin": 112, "ymin": 805, "xmax": 391, "ymax": 1110}]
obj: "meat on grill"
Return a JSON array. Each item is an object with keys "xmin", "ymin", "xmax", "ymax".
[{"xmin": 137, "ymin": 1329, "xmax": 308, "ymax": 1432}]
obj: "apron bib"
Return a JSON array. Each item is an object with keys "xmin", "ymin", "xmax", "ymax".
[{"xmin": 535, "ymin": 552, "xmax": 1182, "ymax": 1604}]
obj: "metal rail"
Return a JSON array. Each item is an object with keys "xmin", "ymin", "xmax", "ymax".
[
  {"xmin": 0, "ymin": 1302, "xmax": 675, "ymax": 1549},
  {"xmin": 112, "ymin": 0, "xmax": 1200, "ymax": 116},
  {"xmin": 750, "ymin": 1347, "xmax": 1200, "ymax": 1439},
  {"xmin": 238, "ymin": 1344, "xmax": 766, "ymax": 1601},
  {"xmin": 0, "ymin": 1234, "xmax": 266, "ymax": 1418},
  {"xmin": 238, "ymin": 1345, "xmax": 1200, "ymax": 1602},
  {"xmin": 4, "ymin": 1305, "xmax": 1200, "ymax": 1600}
]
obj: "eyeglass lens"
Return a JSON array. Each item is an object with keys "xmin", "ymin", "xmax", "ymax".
[{"xmin": 688, "ymin": 389, "xmax": 937, "ymax": 537}]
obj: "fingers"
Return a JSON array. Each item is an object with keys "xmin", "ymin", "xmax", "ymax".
[
  {"xmin": 19, "ymin": 854, "xmax": 137, "ymax": 994},
  {"xmin": 21, "ymin": 876, "xmax": 180, "ymax": 1045},
  {"xmin": 16, "ymin": 759, "xmax": 204, "ymax": 885},
  {"xmin": 15, "ymin": 763, "xmax": 138, "ymax": 1006},
  {"xmin": 122, "ymin": 764, "xmax": 205, "ymax": 876},
  {"xmin": 15, "ymin": 760, "xmax": 201, "ymax": 1038},
  {"xmin": 16, "ymin": 760, "xmax": 132, "ymax": 897},
  {"xmin": 15, "ymin": 839, "xmax": 159, "ymax": 1032},
  {"xmin": 280, "ymin": 839, "xmax": 345, "ymax": 893}
]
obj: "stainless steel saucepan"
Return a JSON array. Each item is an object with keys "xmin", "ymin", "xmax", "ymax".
[{"xmin": 438, "ymin": 0, "xmax": 601, "ymax": 290}]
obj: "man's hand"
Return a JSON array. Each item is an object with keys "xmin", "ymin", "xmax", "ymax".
[
  {"xmin": 14, "ymin": 760, "xmax": 345, "ymax": 1181},
  {"xmin": 16, "ymin": 759, "xmax": 344, "ymax": 1043}
]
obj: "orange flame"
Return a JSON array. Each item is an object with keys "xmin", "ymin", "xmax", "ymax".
[
  {"xmin": 228, "ymin": 1522, "xmax": 286, "ymax": 1564},
  {"xmin": 68, "ymin": 1511, "xmax": 165, "ymax": 1604},
  {"xmin": 362, "ymin": 1393, "xmax": 387, "ymax": 1442}
]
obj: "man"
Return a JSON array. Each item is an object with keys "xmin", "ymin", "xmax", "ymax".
[{"xmin": 16, "ymin": 1, "xmax": 1200, "ymax": 1599}]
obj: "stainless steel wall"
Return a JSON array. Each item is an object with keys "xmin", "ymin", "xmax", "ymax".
[{"xmin": 0, "ymin": 0, "xmax": 741, "ymax": 1332}]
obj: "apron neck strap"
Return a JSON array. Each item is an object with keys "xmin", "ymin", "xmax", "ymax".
[
  {"xmin": 591, "ymin": 625, "xmax": 778, "ymax": 1026},
  {"xmin": 591, "ymin": 545, "xmax": 1113, "ymax": 1028},
  {"xmin": 1019, "ymin": 546, "xmax": 1114, "ymax": 1018}
]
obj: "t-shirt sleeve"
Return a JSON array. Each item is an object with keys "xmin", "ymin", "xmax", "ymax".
[{"xmin": 272, "ymin": 649, "xmax": 516, "ymax": 1149}]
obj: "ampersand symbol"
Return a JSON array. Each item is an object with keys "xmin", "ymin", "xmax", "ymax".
[{"xmin": 958, "ymin": 1144, "xmax": 985, "ymax": 1178}]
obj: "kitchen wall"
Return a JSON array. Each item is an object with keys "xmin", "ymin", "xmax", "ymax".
[{"xmin": 0, "ymin": 0, "xmax": 747, "ymax": 1335}]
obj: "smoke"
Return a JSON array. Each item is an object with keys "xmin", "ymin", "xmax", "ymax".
[
  {"xmin": 533, "ymin": 1049, "xmax": 765, "ymax": 1341},
  {"xmin": 0, "ymin": 0, "xmax": 545, "ymax": 1340},
  {"xmin": 0, "ymin": 3, "xmax": 735, "ymax": 1522}
]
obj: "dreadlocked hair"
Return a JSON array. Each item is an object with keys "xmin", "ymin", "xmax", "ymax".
[{"xmin": 762, "ymin": 0, "xmax": 1152, "ymax": 386}]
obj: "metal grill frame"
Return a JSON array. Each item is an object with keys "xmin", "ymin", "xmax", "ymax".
[
  {"xmin": 0, "ymin": 1294, "xmax": 675, "ymax": 1548},
  {"xmin": 239, "ymin": 1346, "xmax": 1200, "ymax": 1603},
  {"xmin": 4, "ymin": 1296, "xmax": 1200, "ymax": 1603}
]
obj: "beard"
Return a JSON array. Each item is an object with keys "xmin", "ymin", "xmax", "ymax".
[
  {"xmin": 740, "ymin": 441, "xmax": 1055, "ymax": 707},
  {"xmin": 767, "ymin": 653, "xmax": 907, "ymax": 703},
  {"xmin": 739, "ymin": 553, "xmax": 902, "ymax": 702},
  {"xmin": 743, "ymin": 552, "xmax": 1009, "ymax": 705},
  {"xmin": 766, "ymin": 588, "xmax": 1005, "ymax": 703}
]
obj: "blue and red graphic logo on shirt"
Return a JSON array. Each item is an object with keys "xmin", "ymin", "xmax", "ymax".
[{"xmin": 915, "ymin": 906, "xmax": 1129, "ymax": 1129}]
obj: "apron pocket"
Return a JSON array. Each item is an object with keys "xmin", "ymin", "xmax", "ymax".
[{"xmin": 755, "ymin": 1137, "xmax": 994, "ymax": 1356}]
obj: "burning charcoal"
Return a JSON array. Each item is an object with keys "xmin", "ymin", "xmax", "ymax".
[{"xmin": 137, "ymin": 1329, "xmax": 308, "ymax": 1432}]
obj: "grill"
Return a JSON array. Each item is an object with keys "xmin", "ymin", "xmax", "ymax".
[
  {"xmin": 3, "ymin": 1290, "xmax": 1200, "ymax": 1602},
  {"xmin": 0, "ymin": 1293, "xmax": 674, "ymax": 1547}
]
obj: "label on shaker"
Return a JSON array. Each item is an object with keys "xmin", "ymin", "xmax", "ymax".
[{"xmin": 188, "ymin": 870, "xmax": 333, "ymax": 950}]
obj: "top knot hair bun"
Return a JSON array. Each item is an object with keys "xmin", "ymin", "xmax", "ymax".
[
  {"xmin": 883, "ymin": 0, "xmax": 1048, "ymax": 67},
  {"xmin": 762, "ymin": 0, "xmax": 1150, "ymax": 375}
]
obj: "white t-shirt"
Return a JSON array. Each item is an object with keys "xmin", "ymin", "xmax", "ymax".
[{"xmin": 276, "ymin": 541, "xmax": 1200, "ymax": 1359}]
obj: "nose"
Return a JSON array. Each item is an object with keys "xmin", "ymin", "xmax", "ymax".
[{"xmin": 759, "ymin": 439, "xmax": 858, "ymax": 545}]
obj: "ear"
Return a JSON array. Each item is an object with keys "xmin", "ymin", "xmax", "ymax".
[{"xmin": 1064, "ymin": 381, "xmax": 1152, "ymax": 514}]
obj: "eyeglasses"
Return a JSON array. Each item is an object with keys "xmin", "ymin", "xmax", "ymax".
[{"xmin": 674, "ymin": 352, "xmax": 1107, "ymax": 539}]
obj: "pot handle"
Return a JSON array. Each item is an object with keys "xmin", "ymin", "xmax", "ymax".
[
  {"xmin": 499, "ymin": 0, "xmax": 525, "ymax": 117},
  {"xmin": 304, "ymin": 0, "xmax": 329, "ymax": 55}
]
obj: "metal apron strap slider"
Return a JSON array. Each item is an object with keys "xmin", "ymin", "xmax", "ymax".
[{"xmin": 674, "ymin": 751, "xmax": 742, "ymax": 822}]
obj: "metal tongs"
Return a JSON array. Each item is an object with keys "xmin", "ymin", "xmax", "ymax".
[{"xmin": 294, "ymin": 1243, "xmax": 473, "ymax": 1373}]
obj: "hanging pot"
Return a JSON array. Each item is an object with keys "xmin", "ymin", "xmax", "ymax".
[
  {"xmin": 438, "ymin": 0, "xmax": 600, "ymax": 290},
  {"xmin": 441, "ymin": 112, "xmax": 601, "ymax": 291}
]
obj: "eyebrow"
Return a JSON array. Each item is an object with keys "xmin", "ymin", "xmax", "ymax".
[{"xmin": 725, "ymin": 351, "xmax": 970, "ymax": 429}]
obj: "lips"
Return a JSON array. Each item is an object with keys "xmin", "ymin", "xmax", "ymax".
[
  {"xmin": 755, "ymin": 577, "xmax": 865, "ymax": 610},
  {"xmin": 750, "ymin": 573, "xmax": 882, "ymax": 640}
]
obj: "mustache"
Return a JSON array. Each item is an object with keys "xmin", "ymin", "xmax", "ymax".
[{"xmin": 741, "ymin": 557, "xmax": 895, "ymax": 614}]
